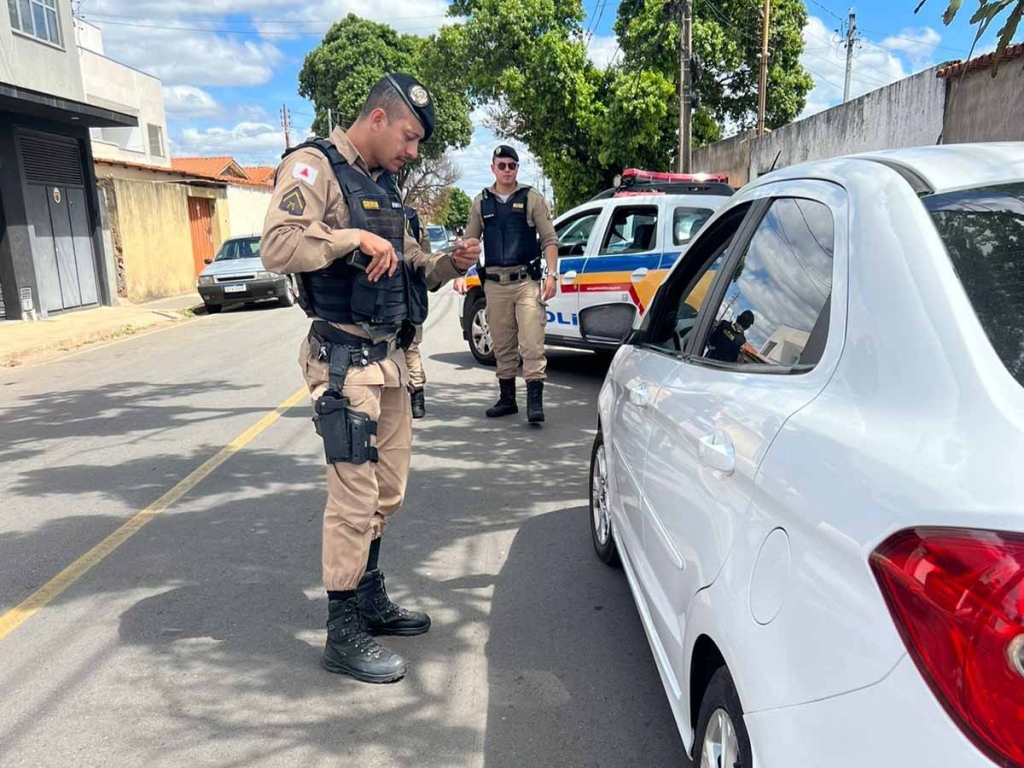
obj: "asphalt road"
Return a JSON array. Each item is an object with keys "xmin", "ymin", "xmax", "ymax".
[{"xmin": 0, "ymin": 289, "xmax": 690, "ymax": 767}]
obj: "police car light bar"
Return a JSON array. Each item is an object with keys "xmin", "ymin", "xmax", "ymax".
[{"xmin": 619, "ymin": 168, "xmax": 729, "ymax": 185}]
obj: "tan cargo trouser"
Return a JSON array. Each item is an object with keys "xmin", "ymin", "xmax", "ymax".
[
  {"xmin": 403, "ymin": 324, "xmax": 425, "ymax": 390},
  {"xmin": 299, "ymin": 335, "xmax": 413, "ymax": 591},
  {"xmin": 484, "ymin": 271, "xmax": 547, "ymax": 381}
]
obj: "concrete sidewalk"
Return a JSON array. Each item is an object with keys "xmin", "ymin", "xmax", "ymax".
[{"xmin": 0, "ymin": 294, "xmax": 202, "ymax": 368}]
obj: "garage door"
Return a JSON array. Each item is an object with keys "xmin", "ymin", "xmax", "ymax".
[{"xmin": 19, "ymin": 131, "xmax": 99, "ymax": 314}]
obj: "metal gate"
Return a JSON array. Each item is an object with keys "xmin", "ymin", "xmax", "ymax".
[
  {"xmin": 19, "ymin": 131, "xmax": 98, "ymax": 314},
  {"xmin": 188, "ymin": 197, "xmax": 215, "ymax": 276}
]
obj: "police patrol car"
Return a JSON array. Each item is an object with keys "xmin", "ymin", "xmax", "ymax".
[{"xmin": 458, "ymin": 169, "xmax": 734, "ymax": 364}]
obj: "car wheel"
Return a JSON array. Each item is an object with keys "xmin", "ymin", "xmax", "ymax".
[
  {"xmin": 468, "ymin": 295, "xmax": 496, "ymax": 366},
  {"xmin": 204, "ymin": 303, "xmax": 222, "ymax": 315},
  {"xmin": 693, "ymin": 668, "xmax": 753, "ymax": 768},
  {"xmin": 589, "ymin": 430, "xmax": 620, "ymax": 566},
  {"xmin": 279, "ymin": 277, "xmax": 298, "ymax": 308}
]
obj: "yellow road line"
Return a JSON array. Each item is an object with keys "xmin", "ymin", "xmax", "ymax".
[{"xmin": 0, "ymin": 385, "xmax": 309, "ymax": 641}]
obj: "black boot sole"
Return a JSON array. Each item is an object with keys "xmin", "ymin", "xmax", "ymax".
[
  {"xmin": 528, "ymin": 413, "xmax": 545, "ymax": 424},
  {"xmin": 486, "ymin": 407, "xmax": 519, "ymax": 418},
  {"xmin": 366, "ymin": 622, "xmax": 431, "ymax": 637},
  {"xmin": 321, "ymin": 654, "xmax": 407, "ymax": 683}
]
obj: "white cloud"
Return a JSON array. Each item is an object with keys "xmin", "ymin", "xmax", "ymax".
[
  {"xmin": 450, "ymin": 117, "xmax": 551, "ymax": 200},
  {"xmin": 880, "ymin": 27, "xmax": 942, "ymax": 70},
  {"xmin": 251, "ymin": 0, "xmax": 454, "ymax": 39},
  {"xmin": 94, "ymin": 23, "xmax": 283, "ymax": 86},
  {"xmin": 175, "ymin": 120, "xmax": 311, "ymax": 165},
  {"xmin": 799, "ymin": 15, "xmax": 916, "ymax": 119},
  {"xmin": 587, "ymin": 34, "xmax": 620, "ymax": 69},
  {"xmin": 162, "ymin": 85, "xmax": 220, "ymax": 117}
]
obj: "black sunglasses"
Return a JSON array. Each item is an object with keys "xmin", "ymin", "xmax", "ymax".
[{"xmin": 495, "ymin": 161, "xmax": 518, "ymax": 171}]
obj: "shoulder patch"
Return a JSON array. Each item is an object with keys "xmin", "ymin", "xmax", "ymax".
[
  {"xmin": 279, "ymin": 186, "xmax": 307, "ymax": 216},
  {"xmin": 292, "ymin": 162, "xmax": 319, "ymax": 186}
]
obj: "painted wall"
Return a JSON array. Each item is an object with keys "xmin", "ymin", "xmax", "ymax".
[
  {"xmin": 0, "ymin": 0, "xmax": 85, "ymax": 102},
  {"xmin": 943, "ymin": 62, "xmax": 1024, "ymax": 144},
  {"xmin": 225, "ymin": 185, "xmax": 272, "ymax": 238},
  {"xmin": 749, "ymin": 67, "xmax": 946, "ymax": 179},
  {"xmin": 693, "ymin": 130, "xmax": 755, "ymax": 187}
]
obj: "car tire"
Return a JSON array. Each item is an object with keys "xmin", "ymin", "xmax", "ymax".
[
  {"xmin": 204, "ymin": 303, "xmax": 222, "ymax": 315},
  {"xmin": 589, "ymin": 430, "xmax": 620, "ymax": 567},
  {"xmin": 278, "ymin": 277, "xmax": 297, "ymax": 308},
  {"xmin": 692, "ymin": 667, "xmax": 753, "ymax": 768},
  {"xmin": 467, "ymin": 295, "xmax": 496, "ymax": 367}
]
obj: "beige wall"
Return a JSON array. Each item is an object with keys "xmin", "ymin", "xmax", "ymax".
[
  {"xmin": 693, "ymin": 130, "xmax": 755, "ymax": 187},
  {"xmin": 97, "ymin": 171, "xmax": 228, "ymax": 302},
  {"xmin": 225, "ymin": 185, "xmax": 272, "ymax": 238},
  {"xmin": 0, "ymin": 0, "xmax": 85, "ymax": 102},
  {"xmin": 943, "ymin": 64, "xmax": 1024, "ymax": 144}
]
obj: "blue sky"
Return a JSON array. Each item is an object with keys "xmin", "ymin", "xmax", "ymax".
[{"xmin": 77, "ymin": 0, "xmax": 1010, "ymax": 194}]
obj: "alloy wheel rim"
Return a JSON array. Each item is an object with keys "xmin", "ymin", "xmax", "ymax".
[
  {"xmin": 472, "ymin": 308, "xmax": 493, "ymax": 356},
  {"xmin": 591, "ymin": 443, "xmax": 611, "ymax": 545},
  {"xmin": 700, "ymin": 708, "xmax": 740, "ymax": 768}
]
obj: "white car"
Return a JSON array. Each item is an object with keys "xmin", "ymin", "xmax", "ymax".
[
  {"xmin": 591, "ymin": 143, "xmax": 1024, "ymax": 767},
  {"xmin": 458, "ymin": 174, "xmax": 733, "ymax": 364}
]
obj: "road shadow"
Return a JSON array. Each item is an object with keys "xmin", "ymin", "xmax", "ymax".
[{"xmin": 480, "ymin": 507, "xmax": 691, "ymax": 768}]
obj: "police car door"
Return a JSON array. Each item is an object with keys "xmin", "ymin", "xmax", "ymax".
[
  {"xmin": 577, "ymin": 197, "xmax": 664, "ymax": 348},
  {"xmin": 547, "ymin": 205, "xmax": 608, "ymax": 343}
]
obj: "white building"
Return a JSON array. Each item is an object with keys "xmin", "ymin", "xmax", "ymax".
[{"xmin": 75, "ymin": 19, "xmax": 170, "ymax": 169}]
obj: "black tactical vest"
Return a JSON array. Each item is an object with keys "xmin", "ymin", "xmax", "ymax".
[
  {"xmin": 283, "ymin": 139, "xmax": 423, "ymax": 327},
  {"xmin": 481, "ymin": 186, "xmax": 540, "ymax": 268},
  {"xmin": 403, "ymin": 205, "xmax": 428, "ymax": 322}
]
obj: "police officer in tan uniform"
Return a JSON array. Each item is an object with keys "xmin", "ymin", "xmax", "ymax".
[
  {"xmin": 262, "ymin": 73, "xmax": 480, "ymax": 684},
  {"xmin": 463, "ymin": 146, "xmax": 558, "ymax": 423},
  {"xmin": 403, "ymin": 205, "xmax": 430, "ymax": 419}
]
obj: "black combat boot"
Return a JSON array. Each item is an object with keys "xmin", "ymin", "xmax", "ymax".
[
  {"xmin": 356, "ymin": 568, "xmax": 432, "ymax": 636},
  {"xmin": 410, "ymin": 388, "xmax": 426, "ymax": 419},
  {"xmin": 486, "ymin": 378, "xmax": 518, "ymax": 418},
  {"xmin": 527, "ymin": 380, "xmax": 545, "ymax": 424},
  {"xmin": 322, "ymin": 597, "xmax": 407, "ymax": 683}
]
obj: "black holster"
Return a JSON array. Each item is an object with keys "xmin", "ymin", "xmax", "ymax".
[
  {"xmin": 313, "ymin": 392, "xmax": 379, "ymax": 465},
  {"xmin": 526, "ymin": 258, "xmax": 543, "ymax": 281}
]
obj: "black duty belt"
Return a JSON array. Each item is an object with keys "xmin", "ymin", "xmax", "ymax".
[
  {"xmin": 309, "ymin": 321, "xmax": 399, "ymax": 368},
  {"xmin": 483, "ymin": 266, "xmax": 530, "ymax": 283}
]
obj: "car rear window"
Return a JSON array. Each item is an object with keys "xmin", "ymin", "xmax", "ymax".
[{"xmin": 925, "ymin": 183, "xmax": 1024, "ymax": 384}]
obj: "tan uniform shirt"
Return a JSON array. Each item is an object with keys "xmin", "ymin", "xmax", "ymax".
[
  {"xmin": 464, "ymin": 184, "xmax": 559, "ymax": 254},
  {"xmin": 262, "ymin": 126, "xmax": 464, "ymax": 386}
]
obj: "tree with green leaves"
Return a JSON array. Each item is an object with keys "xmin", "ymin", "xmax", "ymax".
[
  {"xmin": 442, "ymin": 188, "xmax": 472, "ymax": 231},
  {"xmin": 297, "ymin": 14, "xmax": 473, "ymax": 167},
  {"xmin": 432, "ymin": 0, "xmax": 812, "ymax": 208},
  {"xmin": 916, "ymin": 0, "xmax": 1022, "ymax": 69}
]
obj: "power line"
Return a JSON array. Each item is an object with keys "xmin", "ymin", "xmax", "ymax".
[
  {"xmin": 806, "ymin": 0, "xmax": 845, "ymax": 22},
  {"xmin": 858, "ymin": 27, "xmax": 968, "ymax": 53}
]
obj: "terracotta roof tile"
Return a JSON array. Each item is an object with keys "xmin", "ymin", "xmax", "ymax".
[
  {"xmin": 936, "ymin": 43, "xmax": 1024, "ymax": 78},
  {"xmin": 244, "ymin": 166, "xmax": 276, "ymax": 184},
  {"xmin": 172, "ymin": 157, "xmax": 240, "ymax": 178},
  {"xmin": 96, "ymin": 158, "xmax": 273, "ymax": 188}
]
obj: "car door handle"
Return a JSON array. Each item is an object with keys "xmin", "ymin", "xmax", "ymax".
[
  {"xmin": 629, "ymin": 384, "xmax": 651, "ymax": 408},
  {"xmin": 699, "ymin": 431, "xmax": 735, "ymax": 474},
  {"xmin": 563, "ymin": 270, "xmax": 577, "ymax": 284},
  {"xmin": 630, "ymin": 268, "xmax": 649, "ymax": 283}
]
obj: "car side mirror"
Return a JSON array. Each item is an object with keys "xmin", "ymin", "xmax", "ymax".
[{"xmin": 204, "ymin": 259, "xmax": 213, "ymax": 265}]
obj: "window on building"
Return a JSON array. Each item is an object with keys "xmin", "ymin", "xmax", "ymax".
[
  {"xmin": 9, "ymin": 0, "xmax": 62, "ymax": 46},
  {"xmin": 147, "ymin": 124, "xmax": 165, "ymax": 158}
]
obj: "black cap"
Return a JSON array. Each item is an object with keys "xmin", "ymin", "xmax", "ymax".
[
  {"xmin": 493, "ymin": 145, "xmax": 519, "ymax": 162},
  {"xmin": 384, "ymin": 73, "xmax": 435, "ymax": 141}
]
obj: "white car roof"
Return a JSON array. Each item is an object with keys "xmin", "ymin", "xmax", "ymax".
[{"xmin": 760, "ymin": 142, "xmax": 1024, "ymax": 195}]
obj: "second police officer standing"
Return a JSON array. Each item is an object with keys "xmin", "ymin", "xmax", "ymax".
[
  {"xmin": 464, "ymin": 146, "xmax": 558, "ymax": 423},
  {"xmin": 261, "ymin": 73, "xmax": 480, "ymax": 684}
]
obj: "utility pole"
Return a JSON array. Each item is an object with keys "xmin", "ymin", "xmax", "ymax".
[
  {"xmin": 756, "ymin": 0, "xmax": 771, "ymax": 135},
  {"xmin": 843, "ymin": 9, "xmax": 857, "ymax": 102},
  {"xmin": 677, "ymin": 0, "xmax": 693, "ymax": 172},
  {"xmin": 280, "ymin": 104, "xmax": 291, "ymax": 150}
]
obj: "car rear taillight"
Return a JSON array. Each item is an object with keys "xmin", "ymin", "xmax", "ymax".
[{"xmin": 871, "ymin": 528, "xmax": 1024, "ymax": 767}]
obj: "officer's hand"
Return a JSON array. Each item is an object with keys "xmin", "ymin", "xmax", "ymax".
[
  {"xmin": 359, "ymin": 230, "xmax": 399, "ymax": 282},
  {"xmin": 542, "ymin": 275, "xmax": 557, "ymax": 301},
  {"xmin": 451, "ymin": 238, "xmax": 482, "ymax": 272},
  {"xmin": 453, "ymin": 277, "xmax": 467, "ymax": 295}
]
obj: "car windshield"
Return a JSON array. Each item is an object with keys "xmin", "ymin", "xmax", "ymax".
[
  {"xmin": 925, "ymin": 182, "xmax": 1024, "ymax": 385},
  {"xmin": 215, "ymin": 238, "xmax": 261, "ymax": 261},
  {"xmin": 428, "ymin": 227, "xmax": 446, "ymax": 242}
]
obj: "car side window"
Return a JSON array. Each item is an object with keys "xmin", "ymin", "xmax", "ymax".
[
  {"xmin": 673, "ymin": 207, "xmax": 714, "ymax": 245},
  {"xmin": 555, "ymin": 210, "xmax": 601, "ymax": 257},
  {"xmin": 599, "ymin": 205, "xmax": 658, "ymax": 255},
  {"xmin": 699, "ymin": 198, "xmax": 834, "ymax": 370}
]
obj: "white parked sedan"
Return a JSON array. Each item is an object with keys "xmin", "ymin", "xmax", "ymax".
[{"xmin": 591, "ymin": 143, "xmax": 1024, "ymax": 767}]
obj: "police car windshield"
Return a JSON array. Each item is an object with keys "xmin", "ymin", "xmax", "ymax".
[
  {"xmin": 215, "ymin": 237, "xmax": 261, "ymax": 261},
  {"xmin": 428, "ymin": 227, "xmax": 446, "ymax": 241},
  {"xmin": 925, "ymin": 182, "xmax": 1024, "ymax": 385}
]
